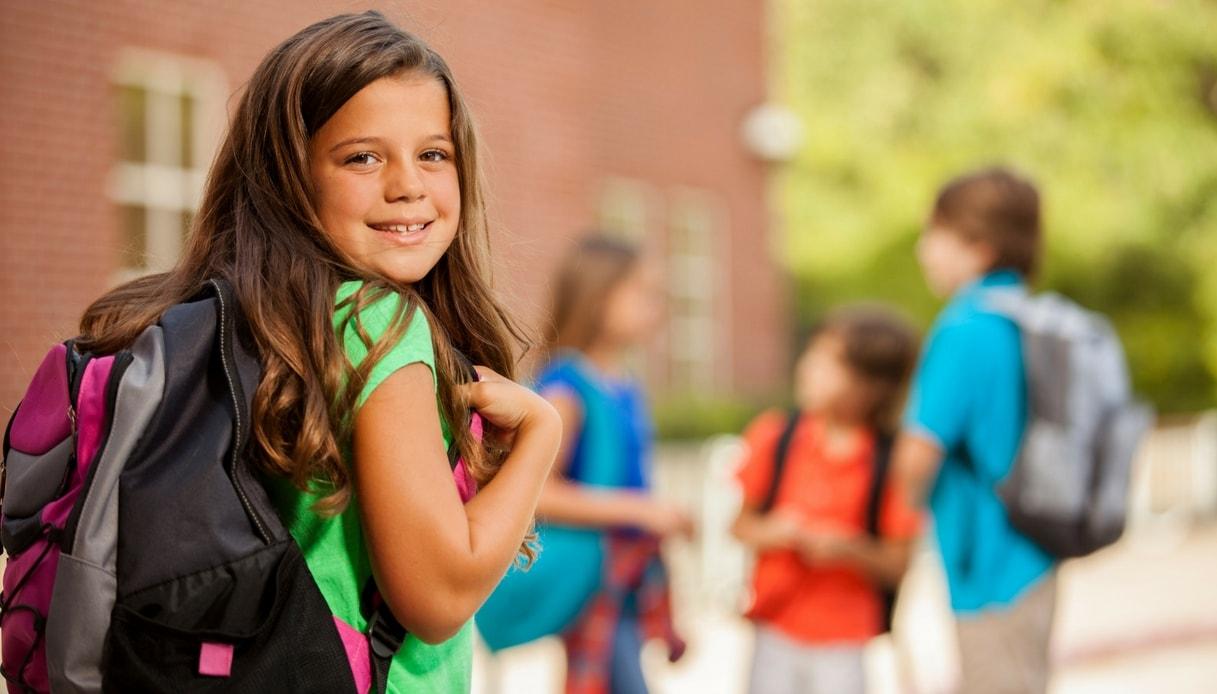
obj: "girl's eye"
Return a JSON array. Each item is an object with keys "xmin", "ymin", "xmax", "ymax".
[
  {"xmin": 420, "ymin": 149, "xmax": 451, "ymax": 163},
  {"xmin": 344, "ymin": 152, "xmax": 379, "ymax": 166}
]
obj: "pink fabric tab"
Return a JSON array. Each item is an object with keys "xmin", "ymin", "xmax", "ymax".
[
  {"xmin": 333, "ymin": 617, "xmax": 371, "ymax": 693},
  {"xmin": 452, "ymin": 412, "xmax": 483, "ymax": 503},
  {"xmin": 198, "ymin": 642, "xmax": 233, "ymax": 677},
  {"xmin": 453, "ymin": 460, "xmax": 478, "ymax": 503}
]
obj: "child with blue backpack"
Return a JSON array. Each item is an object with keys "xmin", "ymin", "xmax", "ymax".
[
  {"xmin": 477, "ymin": 235, "xmax": 690, "ymax": 694},
  {"xmin": 2, "ymin": 11, "xmax": 559, "ymax": 692}
]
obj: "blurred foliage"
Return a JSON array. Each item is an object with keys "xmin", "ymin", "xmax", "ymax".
[
  {"xmin": 652, "ymin": 395, "xmax": 771, "ymax": 442},
  {"xmin": 775, "ymin": 0, "xmax": 1217, "ymax": 413}
]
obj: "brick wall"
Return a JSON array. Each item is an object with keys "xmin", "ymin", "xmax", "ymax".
[{"xmin": 0, "ymin": 0, "xmax": 788, "ymax": 413}]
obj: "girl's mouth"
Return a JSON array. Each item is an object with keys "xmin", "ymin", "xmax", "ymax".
[
  {"xmin": 367, "ymin": 220, "xmax": 434, "ymax": 247},
  {"xmin": 368, "ymin": 221, "xmax": 431, "ymax": 235}
]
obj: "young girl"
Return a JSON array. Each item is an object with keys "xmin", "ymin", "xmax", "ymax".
[
  {"xmin": 477, "ymin": 236, "xmax": 690, "ymax": 694},
  {"xmin": 732, "ymin": 307, "xmax": 921, "ymax": 694},
  {"xmin": 77, "ymin": 11, "xmax": 559, "ymax": 691}
]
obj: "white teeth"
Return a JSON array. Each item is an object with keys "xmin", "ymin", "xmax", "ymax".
[{"xmin": 372, "ymin": 222, "xmax": 427, "ymax": 234}]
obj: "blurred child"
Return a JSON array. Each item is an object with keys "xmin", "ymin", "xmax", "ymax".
[
  {"xmin": 894, "ymin": 167, "xmax": 1056, "ymax": 694},
  {"xmin": 733, "ymin": 306, "xmax": 921, "ymax": 694},
  {"xmin": 477, "ymin": 235, "xmax": 690, "ymax": 694}
]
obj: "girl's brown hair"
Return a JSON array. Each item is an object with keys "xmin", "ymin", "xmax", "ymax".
[
  {"xmin": 545, "ymin": 235, "xmax": 641, "ymax": 355},
  {"xmin": 810, "ymin": 306, "xmax": 919, "ymax": 435},
  {"xmin": 930, "ymin": 166, "xmax": 1043, "ymax": 279},
  {"xmin": 78, "ymin": 11, "xmax": 527, "ymax": 514}
]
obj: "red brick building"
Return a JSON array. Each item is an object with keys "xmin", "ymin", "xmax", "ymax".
[{"xmin": 0, "ymin": 1, "xmax": 789, "ymax": 416}]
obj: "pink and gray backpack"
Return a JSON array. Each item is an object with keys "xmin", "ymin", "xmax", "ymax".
[{"xmin": 1, "ymin": 279, "xmax": 470, "ymax": 693}]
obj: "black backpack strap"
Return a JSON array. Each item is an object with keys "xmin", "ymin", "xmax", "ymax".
[
  {"xmin": 758, "ymin": 408, "xmax": 802, "ymax": 513},
  {"xmin": 865, "ymin": 433, "xmax": 895, "ymax": 537},
  {"xmin": 867, "ymin": 432, "xmax": 899, "ymax": 631},
  {"xmin": 362, "ymin": 579, "xmax": 407, "ymax": 693}
]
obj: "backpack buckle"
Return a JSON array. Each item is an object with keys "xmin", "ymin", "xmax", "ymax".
[{"xmin": 366, "ymin": 606, "xmax": 406, "ymax": 659}]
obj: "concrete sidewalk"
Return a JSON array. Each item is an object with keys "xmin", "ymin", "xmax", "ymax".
[{"xmin": 473, "ymin": 524, "xmax": 1217, "ymax": 693}]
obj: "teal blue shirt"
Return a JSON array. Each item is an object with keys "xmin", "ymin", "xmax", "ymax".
[{"xmin": 904, "ymin": 270, "xmax": 1055, "ymax": 615}]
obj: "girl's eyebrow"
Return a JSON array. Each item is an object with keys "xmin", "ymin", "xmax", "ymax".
[
  {"xmin": 329, "ymin": 134, "xmax": 453, "ymax": 153},
  {"xmin": 329, "ymin": 136, "xmax": 387, "ymax": 153}
]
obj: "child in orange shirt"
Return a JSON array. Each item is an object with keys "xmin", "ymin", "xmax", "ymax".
[{"xmin": 732, "ymin": 306, "xmax": 921, "ymax": 694}]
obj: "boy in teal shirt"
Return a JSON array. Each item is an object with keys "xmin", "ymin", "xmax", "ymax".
[{"xmin": 896, "ymin": 167, "xmax": 1056, "ymax": 694}]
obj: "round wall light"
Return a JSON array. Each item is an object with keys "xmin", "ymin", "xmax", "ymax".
[{"xmin": 740, "ymin": 103, "xmax": 804, "ymax": 163}]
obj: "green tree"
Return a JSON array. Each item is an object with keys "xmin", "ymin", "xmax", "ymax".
[{"xmin": 776, "ymin": 0, "xmax": 1217, "ymax": 413}]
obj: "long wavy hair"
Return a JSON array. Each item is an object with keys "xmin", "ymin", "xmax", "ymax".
[{"xmin": 78, "ymin": 11, "xmax": 528, "ymax": 515}]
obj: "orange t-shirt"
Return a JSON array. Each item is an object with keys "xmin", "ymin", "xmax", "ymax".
[{"xmin": 735, "ymin": 410, "xmax": 922, "ymax": 644}]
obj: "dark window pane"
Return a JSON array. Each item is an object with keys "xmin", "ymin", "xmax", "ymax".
[
  {"xmin": 181, "ymin": 209, "xmax": 194, "ymax": 244},
  {"xmin": 120, "ymin": 204, "xmax": 147, "ymax": 269},
  {"xmin": 180, "ymin": 92, "xmax": 195, "ymax": 168},
  {"xmin": 117, "ymin": 85, "xmax": 146, "ymax": 163}
]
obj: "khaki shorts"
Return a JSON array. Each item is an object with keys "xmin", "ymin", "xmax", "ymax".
[{"xmin": 955, "ymin": 573, "xmax": 1057, "ymax": 694}]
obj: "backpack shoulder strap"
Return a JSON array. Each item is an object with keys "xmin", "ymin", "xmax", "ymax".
[
  {"xmin": 446, "ymin": 349, "xmax": 480, "ymax": 471},
  {"xmin": 758, "ymin": 408, "xmax": 802, "ymax": 514},
  {"xmin": 865, "ymin": 433, "xmax": 895, "ymax": 537},
  {"xmin": 362, "ymin": 577, "xmax": 407, "ymax": 692},
  {"xmin": 867, "ymin": 432, "xmax": 900, "ymax": 632}
]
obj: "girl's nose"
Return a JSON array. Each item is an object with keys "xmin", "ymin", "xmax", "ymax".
[{"xmin": 385, "ymin": 159, "xmax": 426, "ymax": 203}]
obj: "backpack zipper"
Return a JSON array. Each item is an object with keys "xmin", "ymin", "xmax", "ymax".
[
  {"xmin": 212, "ymin": 281, "xmax": 272, "ymax": 544},
  {"xmin": 60, "ymin": 342, "xmax": 93, "ymax": 499},
  {"xmin": 64, "ymin": 340, "xmax": 92, "ymax": 439}
]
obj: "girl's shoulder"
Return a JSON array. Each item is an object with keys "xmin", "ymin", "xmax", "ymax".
[
  {"xmin": 334, "ymin": 280, "xmax": 437, "ymax": 407},
  {"xmin": 334, "ymin": 279, "xmax": 429, "ymax": 326}
]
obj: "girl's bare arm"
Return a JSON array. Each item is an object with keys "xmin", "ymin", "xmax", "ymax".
[{"xmin": 354, "ymin": 363, "xmax": 560, "ymax": 643}]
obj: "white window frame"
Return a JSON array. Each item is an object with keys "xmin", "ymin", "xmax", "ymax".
[
  {"xmin": 666, "ymin": 187, "xmax": 730, "ymax": 395},
  {"xmin": 109, "ymin": 48, "xmax": 226, "ymax": 280}
]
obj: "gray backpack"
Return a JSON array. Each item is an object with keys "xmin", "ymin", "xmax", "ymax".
[{"xmin": 987, "ymin": 289, "xmax": 1154, "ymax": 559}]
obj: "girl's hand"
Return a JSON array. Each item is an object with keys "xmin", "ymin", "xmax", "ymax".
[
  {"xmin": 761, "ymin": 510, "xmax": 805, "ymax": 549},
  {"xmin": 794, "ymin": 530, "xmax": 856, "ymax": 565},
  {"xmin": 462, "ymin": 366, "xmax": 558, "ymax": 435},
  {"xmin": 641, "ymin": 500, "xmax": 696, "ymax": 539}
]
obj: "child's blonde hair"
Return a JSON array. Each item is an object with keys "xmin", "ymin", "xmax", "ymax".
[{"xmin": 79, "ymin": 11, "xmax": 528, "ymax": 514}]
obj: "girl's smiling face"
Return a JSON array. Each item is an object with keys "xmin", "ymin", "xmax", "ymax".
[{"xmin": 309, "ymin": 73, "xmax": 460, "ymax": 284}]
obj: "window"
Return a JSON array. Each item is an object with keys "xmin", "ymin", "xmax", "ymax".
[
  {"xmin": 595, "ymin": 178, "xmax": 660, "ymax": 381},
  {"xmin": 666, "ymin": 188, "xmax": 729, "ymax": 394},
  {"xmin": 595, "ymin": 180, "xmax": 730, "ymax": 395},
  {"xmin": 110, "ymin": 49, "xmax": 225, "ymax": 278},
  {"xmin": 596, "ymin": 177, "xmax": 654, "ymax": 243}
]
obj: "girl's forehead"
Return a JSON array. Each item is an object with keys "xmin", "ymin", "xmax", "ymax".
[
  {"xmin": 318, "ymin": 75, "xmax": 451, "ymax": 141},
  {"xmin": 804, "ymin": 330, "xmax": 845, "ymax": 357}
]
